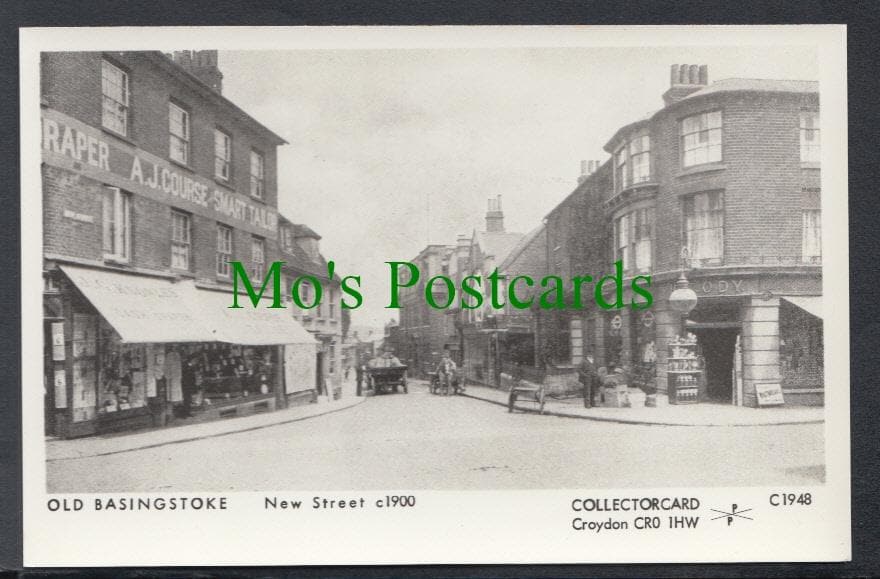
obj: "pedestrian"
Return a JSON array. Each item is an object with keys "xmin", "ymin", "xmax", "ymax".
[
  {"xmin": 344, "ymin": 365, "xmax": 351, "ymax": 381},
  {"xmin": 578, "ymin": 348, "xmax": 600, "ymax": 408},
  {"xmin": 355, "ymin": 364, "xmax": 364, "ymax": 397}
]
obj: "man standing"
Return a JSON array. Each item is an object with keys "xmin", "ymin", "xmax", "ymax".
[{"xmin": 578, "ymin": 348, "xmax": 600, "ymax": 408}]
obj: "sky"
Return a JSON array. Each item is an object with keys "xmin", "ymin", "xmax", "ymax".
[{"xmin": 219, "ymin": 45, "xmax": 818, "ymax": 328}]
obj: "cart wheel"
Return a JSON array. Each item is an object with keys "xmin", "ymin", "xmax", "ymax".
[
  {"xmin": 508, "ymin": 393, "xmax": 516, "ymax": 412},
  {"xmin": 393, "ymin": 384, "xmax": 399, "ymax": 393}
]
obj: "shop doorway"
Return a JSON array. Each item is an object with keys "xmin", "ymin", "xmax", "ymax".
[{"xmin": 692, "ymin": 327, "xmax": 740, "ymax": 403}]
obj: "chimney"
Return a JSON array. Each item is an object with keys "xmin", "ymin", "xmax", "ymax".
[
  {"xmin": 662, "ymin": 64, "xmax": 708, "ymax": 106},
  {"xmin": 577, "ymin": 160, "xmax": 601, "ymax": 184},
  {"xmin": 485, "ymin": 195, "xmax": 505, "ymax": 233},
  {"xmin": 171, "ymin": 50, "xmax": 224, "ymax": 94}
]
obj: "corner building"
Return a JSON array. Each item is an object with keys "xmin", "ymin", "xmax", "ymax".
[
  {"xmin": 41, "ymin": 51, "xmax": 318, "ymax": 438},
  {"xmin": 598, "ymin": 65, "xmax": 822, "ymax": 406}
]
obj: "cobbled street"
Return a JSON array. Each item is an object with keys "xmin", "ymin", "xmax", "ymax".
[{"xmin": 47, "ymin": 382, "xmax": 824, "ymax": 493}]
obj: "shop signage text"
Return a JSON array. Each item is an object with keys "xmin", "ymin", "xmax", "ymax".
[
  {"xmin": 698, "ymin": 279, "xmax": 747, "ymax": 295},
  {"xmin": 41, "ymin": 111, "xmax": 277, "ymax": 235}
]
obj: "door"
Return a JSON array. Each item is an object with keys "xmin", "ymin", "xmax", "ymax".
[
  {"xmin": 693, "ymin": 328, "xmax": 739, "ymax": 403},
  {"xmin": 315, "ymin": 351, "xmax": 325, "ymax": 395}
]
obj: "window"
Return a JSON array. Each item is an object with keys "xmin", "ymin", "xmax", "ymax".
[
  {"xmin": 250, "ymin": 150, "xmax": 265, "ymax": 199},
  {"xmin": 613, "ymin": 207, "xmax": 654, "ymax": 273},
  {"xmin": 101, "ymin": 60, "xmax": 129, "ymax": 136},
  {"xmin": 613, "ymin": 213, "xmax": 630, "ymax": 271},
  {"xmin": 802, "ymin": 210, "xmax": 822, "ymax": 263},
  {"xmin": 214, "ymin": 129, "xmax": 231, "ymax": 180},
  {"xmin": 102, "ymin": 187, "xmax": 131, "ymax": 262},
  {"xmin": 328, "ymin": 288, "xmax": 336, "ymax": 320},
  {"xmin": 681, "ymin": 110, "xmax": 722, "ymax": 167},
  {"xmin": 683, "ymin": 192, "xmax": 724, "ymax": 264},
  {"xmin": 251, "ymin": 236, "xmax": 265, "ymax": 279},
  {"xmin": 169, "ymin": 102, "xmax": 190, "ymax": 164},
  {"xmin": 329, "ymin": 343, "xmax": 336, "ymax": 374},
  {"xmin": 216, "ymin": 224, "xmax": 233, "ymax": 277},
  {"xmin": 171, "ymin": 211, "xmax": 191, "ymax": 270},
  {"xmin": 615, "ymin": 146, "xmax": 628, "ymax": 191},
  {"xmin": 630, "ymin": 135, "xmax": 651, "ymax": 184},
  {"xmin": 800, "ymin": 111, "xmax": 820, "ymax": 163}
]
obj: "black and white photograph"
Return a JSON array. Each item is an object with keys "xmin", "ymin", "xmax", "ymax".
[{"xmin": 20, "ymin": 25, "xmax": 850, "ymax": 566}]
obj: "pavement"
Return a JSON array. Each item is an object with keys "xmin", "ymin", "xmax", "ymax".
[
  {"xmin": 47, "ymin": 380, "xmax": 366, "ymax": 462},
  {"xmin": 460, "ymin": 383, "xmax": 825, "ymax": 427}
]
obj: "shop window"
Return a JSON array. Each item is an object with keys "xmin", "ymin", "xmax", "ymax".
[
  {"xmin": 169, "ymin": 102, "xmax": 190, "ymax": 164},
  {"xmin": 629, "ymin": 135, "xmax": 651, "ymax": 184},
  {"xmin": 189, "ymin": 344, "xmax": 276, "ymax": 404},
  {"xmin": 97, "ymin": 320, "xmax": 147, "ymax": 415},
  {"xmin": 216, "ymin": 224, "xmax": 233, "ymax": 277},
  {"xmin": 214, "ymin": 128, "xmax": 231, "ymax": 181},
  {"xmin": 800, "ymin": 111, "xmax": 820, "ymax": 163},
  {"xmin": 802, "ymin": 209, "xmax": 822, "ymax": 263},
  {"xmin": 71, "ymin": 313, "xmax": 98, "ymax": 422},
  {"xmin": 250, "ymin": 150, "xmax": 265, "ymax": 199},
  {"xmin": 101, "ymin": 60, "xmax": 129, "ymax": 136},
  {"xmin": 250, "ymin": 236, "xmax": 265, "ymax": 279},
  {"xmin": 102, "ymin": 187, "xmax": 131, "ymax": 262},
  {"xmin": 681, "ymin": 110, "xmax": 722, "ymax": 167},
  {"xmin": 171, "ymin": 210, "xmax": 191, "ymax": 271},
  {"xmin": 683, "ymin": 192, "xmax": 724, "ymax": 265}
]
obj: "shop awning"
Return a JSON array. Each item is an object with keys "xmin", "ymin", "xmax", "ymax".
[
  {"xmin": 60, "ymin": 265, "xmax": 213, "ymax": 343},
  {"xmin": 195, "ymin": 288, "xmax": 318, "ymax": 345},
  {"xmin": 782, "ymin": 295, "xmax": 823, "ymax": 319}
]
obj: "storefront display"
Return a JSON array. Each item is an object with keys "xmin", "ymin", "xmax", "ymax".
[{"xmin": 667, "ymin": 334, "xmax": 702, "ymax": 405}]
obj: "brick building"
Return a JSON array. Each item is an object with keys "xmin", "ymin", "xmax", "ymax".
[
  {"xmin": 41, "ymin": 51, "xmax": 321, "ymax": 438},
  {"xmin": 543, "ymin": 64, "xmax": 823, "ymax": 407},
  {"xmin": 395, "ymin": 243, "xmax": 458, "ymax": 378}
]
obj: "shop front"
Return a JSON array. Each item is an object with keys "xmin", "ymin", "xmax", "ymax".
[
  {"xmin": 652, "ymin": 271, "xmax": 823, "ymax": 407},
  {"xmin": 45, "ymin": 264, "xmax": 317, "ymax": 438}
]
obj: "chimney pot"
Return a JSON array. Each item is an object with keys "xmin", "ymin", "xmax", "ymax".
[{"xmin": 699, "ymin": 64, "xmax": 708, "ymax": 85}]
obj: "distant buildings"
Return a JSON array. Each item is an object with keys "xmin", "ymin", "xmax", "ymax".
[{"xmin": 393, "ymin": 64, "xmax": 823, "ymax": 407}]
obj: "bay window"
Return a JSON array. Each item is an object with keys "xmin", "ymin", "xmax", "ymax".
[
  {"xmin": 681, "ymin": 110, "xmax": 722, "ymax": 167},
  {"xmin": 613, "ymin": 207, "xmax": 654, "ymax": 273},
  {"xmin": 629, "ymin": 135, "xmax": 651, "ymax": 184}
]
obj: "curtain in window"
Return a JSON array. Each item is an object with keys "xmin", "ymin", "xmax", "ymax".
[{"xmin": 686, "ymin": 193, "xmax": 723, "ymax": 262}]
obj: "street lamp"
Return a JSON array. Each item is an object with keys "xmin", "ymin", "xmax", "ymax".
[{"xmin": 668, "ymin": 247, "xmax": 698, "ymax": 337}]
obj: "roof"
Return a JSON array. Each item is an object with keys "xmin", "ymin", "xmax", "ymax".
[
  {"xmin": 604, "ymin": 77, "xmax": 818, "ymax": 152},
  {"xmin": 292, "ymin": 223, "xmax": 322, "ymax": 240},
  {"xmin": 681, "ymin": 78, "xmax": 818, "ymax": 101},
  {"xmin": 474, "ymin": 230, "xmax": 525, "ymax": 264},
  {"xmin": 145, "ymin": 52, "xmax": 288, "ymax": 146},
  {"xmin": 499, "ymin": 223, "xmax": 545, "ymax": 271}
]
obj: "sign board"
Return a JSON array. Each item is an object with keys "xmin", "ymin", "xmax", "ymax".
[
  {"xmin": 41, "ymin": 109, "xmax": 278, "ymax": 236},
  {"xmin": 53, "ymin": 369, "xmax": 67, "ymax": 409},
  {"xmin": 755, "ymin": 382, "xmax": 785, "ymax": 406},
  {"xmin": 50, "ymin": 322, "xmax": 65, "ymax": 361}
]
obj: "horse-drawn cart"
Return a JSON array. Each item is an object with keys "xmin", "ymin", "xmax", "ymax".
[{"xmin": 367, "ymin": 365, "xmax": 408, "ymax": 395}]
